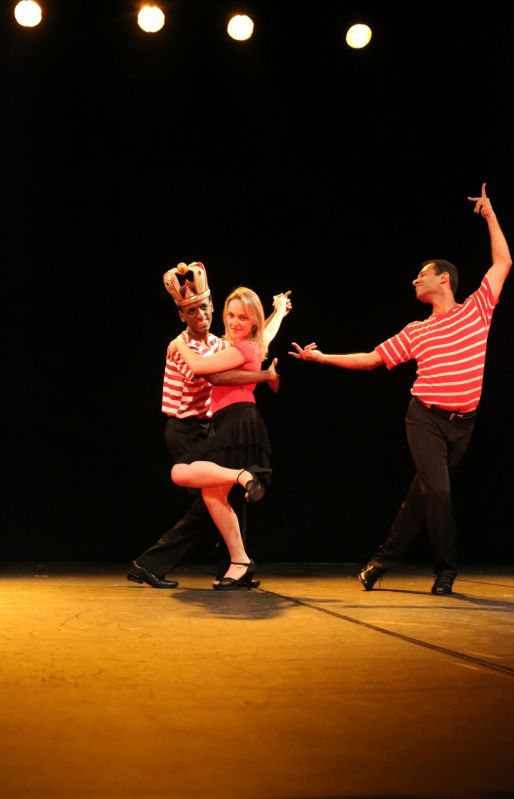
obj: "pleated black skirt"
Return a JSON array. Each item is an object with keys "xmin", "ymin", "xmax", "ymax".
[{"xmin": 175, "ymin": 402, "xmax": 272, "ymax": 482}]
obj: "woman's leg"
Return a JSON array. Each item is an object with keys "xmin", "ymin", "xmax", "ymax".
[
  {"xmin": 201, "ymin": 485, "xmax": 252, "ymax": 581},
  {"xmin": 172, "ymin": 461, "xmax": 253, "ymax": 491}
]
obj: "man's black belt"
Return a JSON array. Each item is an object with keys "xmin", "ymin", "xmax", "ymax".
[{"xmin": 415, "ymin": 397, "xmax": 477, "ymax": 421}]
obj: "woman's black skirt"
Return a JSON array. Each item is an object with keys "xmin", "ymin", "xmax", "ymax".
[{"xmin": 175, "ymin": 402, "xmax": 272, "ymax": 482}]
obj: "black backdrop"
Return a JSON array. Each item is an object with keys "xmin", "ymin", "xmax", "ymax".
[{"xmin": 3, "ymin": 1, "xmax": 514, "ymax": 564}]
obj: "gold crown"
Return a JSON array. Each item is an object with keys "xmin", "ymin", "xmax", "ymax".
[{"xmin": 163, "ymin": 261, "xmax": 211, "ymax": 308}]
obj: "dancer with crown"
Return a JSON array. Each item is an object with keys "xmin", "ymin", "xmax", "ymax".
[
  {"xmin": 128, "ymin": 261, "xmax": 291, "ymax": 590},
  {"xmin": 168, "ymin": 279, "xmax": 290, "ymax": 590}
]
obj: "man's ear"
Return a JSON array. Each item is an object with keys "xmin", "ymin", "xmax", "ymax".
[
  {"xmin": 178, "ymin": 309, "xmax": 186, "ymax": 323},
  {"xmin": 440, "ymin": 272, "xmax": 450, "ymax": 285}
]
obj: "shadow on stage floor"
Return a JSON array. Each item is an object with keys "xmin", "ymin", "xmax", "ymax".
[{"xmin": 1, "ymin": 561, "xmax": 513, "ymax": 799}]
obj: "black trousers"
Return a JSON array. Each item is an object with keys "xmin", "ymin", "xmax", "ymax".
[
  {"xmin": 371, "ymin": 398, "xmax": 476, "ymax": 577},
  {"xmin": 135, "ymin": 416, "xmax": 238, "ymax": 579}
]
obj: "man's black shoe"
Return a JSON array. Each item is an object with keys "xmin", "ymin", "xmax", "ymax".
[
  {"xmin": 358, "ymin": 563, "xmax": 384, "ymax": 591},
  {"xmin": 431, "ymin": 576, "xmax": 454, "ymax": 595},
  {"xmin": 127, "ymin": 561, "xmax": 179, "ymax": 589}
]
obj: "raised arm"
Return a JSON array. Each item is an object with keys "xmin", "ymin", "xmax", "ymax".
[
  {"xmin": 289, "ymin": 342, "xmax": 384, "ymax": 371},
  {"xmin": 263, "ymin": 291, "xmax": 292, "ymax": 348},
  {"xmin": 467, "ymin": 183, "xmax": 512, "ymax": 301}
]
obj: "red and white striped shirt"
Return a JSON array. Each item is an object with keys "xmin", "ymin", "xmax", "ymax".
[
  {"xmin": 376, "ymin": 276, "xmax": 497, "ymax": 412},
  {"xmin": 161, "ymin": 332, "xmax": 227, "ymax": 419}
]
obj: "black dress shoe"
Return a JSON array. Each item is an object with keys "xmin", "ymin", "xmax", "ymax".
[
  {"xmin": 358, "ymin": 563, "xmax": 384, "ymax": 591},
  {"xmin": 431, "ymin": 575, "xmax": 454, "ymax": 595},
  {"xmin": 127, "ymin": 561, "xmax": 179, "ymax": 589}
]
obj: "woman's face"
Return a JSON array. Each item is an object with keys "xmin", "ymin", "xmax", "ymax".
[{"xmin": 225, "ymin": 298, "xmax": 254, "ymax": 342}]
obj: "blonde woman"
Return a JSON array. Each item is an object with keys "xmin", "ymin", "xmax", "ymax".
[{"xmin": 168, "ymin": 286, "xmax": 289, "ymax": 590}]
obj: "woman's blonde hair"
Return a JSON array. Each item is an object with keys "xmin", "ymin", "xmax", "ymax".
[{"xmin": 222, "ymin": 286, "xmax": 267, "ymax": 358}]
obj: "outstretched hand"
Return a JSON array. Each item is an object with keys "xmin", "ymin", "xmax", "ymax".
[
  {"xmin": 467, "ymin": 182, "xmax": 493, "ymax": 218},
  {"xmin": 288, "ymin": 342, "xmax": 321, "ymax": 361},
  {"xmin": 267, "ymin": 357, "xmax": 280, "ymax": 393}
]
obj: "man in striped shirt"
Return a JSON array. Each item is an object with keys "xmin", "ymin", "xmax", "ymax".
[
  {"xmin": 128, "ymin": 262, "xmax": 291, "ymax": 589},
  {"xmin": 290, "ymin": 184, "xmax": 511, "ymax": 595}
]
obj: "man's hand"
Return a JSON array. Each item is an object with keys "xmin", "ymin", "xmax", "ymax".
[
  {"xmin": 267, "ymin": 357, "xmax": 280, "ymax": 393},
  {"xmin": 288, "ymin": 342, "xmax": 321, "ymax": 361},
  {"xmin": 468, "ymin": 182, "xmax": 493, "ymax": 218},
  {"xmin": 273, "ymin": 291, "xmax": 292, "ymax": 315}
]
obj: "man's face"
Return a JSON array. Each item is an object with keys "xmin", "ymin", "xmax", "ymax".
[
  {"xmin": 412, "ymin": 264, "xmax": 444, "ymax": 303},
  {"xmin": 179, "ymin": 297, "xmax": 214, "ymax": 338}
]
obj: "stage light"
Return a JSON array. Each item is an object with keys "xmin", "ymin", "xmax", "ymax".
[
  {"xmin": 346, "ymin": 23, "xmax": 372, "ymax": 49},
  {"xmin": 137, "ymin": 4, "xmax": 165, "ymax": 33},
  {"xmin": 227, "ymin": 14, "xmax": 254, "ymax": 42},
  {"xmin": 14, "ymin": 0, "xmax": 43, "ymax": 28}
]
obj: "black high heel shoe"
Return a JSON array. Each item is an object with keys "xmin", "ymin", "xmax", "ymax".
[
  {"xmin": 237, "ymin": 465, "xmax": 272, "ymax": 503},
  {"xmin": 213, "ymin": 560, "xmax": 257, "ymax": 591}
]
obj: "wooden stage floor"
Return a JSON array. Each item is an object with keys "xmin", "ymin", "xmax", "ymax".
[{"xmin": 1, "ymin": 561, "xmax": 513, "ymax": 799}]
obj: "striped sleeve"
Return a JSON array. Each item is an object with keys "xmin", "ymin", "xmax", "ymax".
[
  {"xmin": 376, "ymin": 327, "xmax": 413, "ymax": 370},
  {"xmin": 471, "ymin": 275, "xmax": 497, "ymax": 328}
]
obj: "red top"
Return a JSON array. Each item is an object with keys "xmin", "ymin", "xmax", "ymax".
[
  {"xmin": 211, "ymin": 339, "xmax": 262, "ymax": 414},
  {"xmin": 376, "ymin": 276, "xmax": 497, "ymax": 412}
]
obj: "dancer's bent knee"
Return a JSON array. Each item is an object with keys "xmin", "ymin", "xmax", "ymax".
[{"xmin": 171, "ymin": 463, "xmax": 190, "ymax": 486}]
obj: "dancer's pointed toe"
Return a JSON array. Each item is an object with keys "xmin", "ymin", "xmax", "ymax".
[{"xmin": 238, "ymin": 465, "xmax": 271, "ymax": 503}]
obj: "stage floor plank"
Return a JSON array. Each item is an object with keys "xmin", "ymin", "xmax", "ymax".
[{"xmin": 1, "ymin": 562, "xmax": 513, "ymax": 799}]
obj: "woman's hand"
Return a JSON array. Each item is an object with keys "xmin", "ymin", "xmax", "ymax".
[
  {"xmin": 167, "ymin": 334, "xmax": 184, "ymax": 360},
  {"xmin": 273, "ymin": 291, "xmax": 292, "ymax": 316}
]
